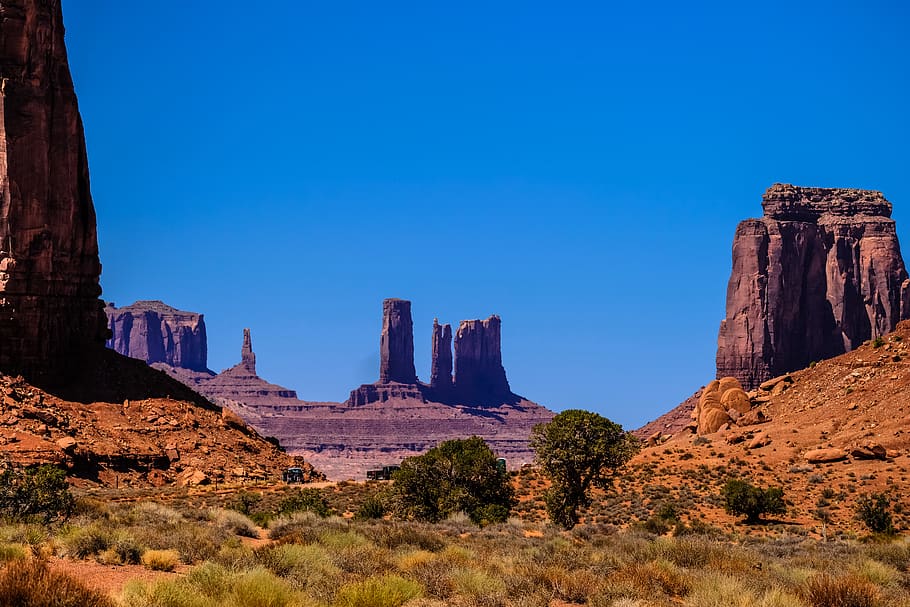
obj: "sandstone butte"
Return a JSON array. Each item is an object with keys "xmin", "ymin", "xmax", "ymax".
[
  {"xmin": 717, "ymin": 183, "xmax": 910, "ymax": 390},
  {"xmin": 0, "ymin": 0, "xmax": 318, "ymax": 486},
  {"xmin": 115, "ymin": 298, "xmax": 554, "ymax": 480}
]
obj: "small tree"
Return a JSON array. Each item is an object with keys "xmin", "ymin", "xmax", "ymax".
[
  {"xmin": 530, "ymin": 410, "xmax": 638, "ymax": 529},
  {"xmin": 722, "ymin": 478, "xmax": 785, "ymax": 523},
  {"xmin": 392, "ymin": 437, "xmax": 514, "ymax": 525},
  {"xmin": 856, "ymin": 492, "xmax": 894, "ymax": 535}
]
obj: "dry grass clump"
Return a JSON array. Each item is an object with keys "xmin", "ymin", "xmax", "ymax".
[
  {"xmin": 211, "ymin": 508, "xmax": 260, "ymax": 538},
  {"xmin": 801, "ymin": 574, "xmax": 879, "ymax": 607},
  {"xmin": 0, "ymin": 559, "xmax": 114, "ymax": 607},
  {"xmin": 141, "ymin": 549, "xmax": 181, "ymax": 572},
  {"xmin": 333, "ymin": 574, "xmax": 422, "ymax": 607}
]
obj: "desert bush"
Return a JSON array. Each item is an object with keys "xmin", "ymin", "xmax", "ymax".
[
  {"xmin": 864, "ymin": 540, "xmax": 910, "ymax": 572},
  {"xmin": 355, "ymin": 494, "xmax": 387, "ymax": 520},
  {"xmin": 142, "ymin": 549, "xmax": 181, "ymax": 572},
  {"xmin": 0, "ymin": 542, "xmax": 27, "ymax": 563},
  {"xmin": 268, "ymin": 511, "xmax": 322, "ymax": 543},
  {"xmin": 392, "ymin": 437, "xmax": 514, "ymax": 525},
  {"xmin": 0, "ymin": 465, "xmax": 74, "ymax": 523},
  {"xmin": 451, "ymin": 567, "xmax": 507, "ymax": 606},
  {"xmin": 279, "ymin": 489, "xmax": 332, "ymax": 518},
  {"xmin": 365, "ymin": 524, "xmax": 445, "ymax": 552},
  {"xmin": 229, "ymin": 567, "xmax": 303, "ymax": 607},
  {"xmin": 0, "ymin": 559, "xmax": 114, "ymax": 607},
  {"xmin": 722, "ymin": 478, "xmax": 786, "ymax": 523},
  {"xmin": 856, "ymin": 493, "xmax": 894, "ymax": 535},
  {"xmin": 334, "ymin": 574, "xmax": 422, "ymax": 607},
  {"xmin": 802, "ymin": 574, "xmax": 878, "ymax": 607},
  {"xmin": 212, "ymin": 508, "xmax": 259, "ymax": 538},
  {"xmin": 60, "ymin": 522, "xmax": 112, "ymax": 558}
]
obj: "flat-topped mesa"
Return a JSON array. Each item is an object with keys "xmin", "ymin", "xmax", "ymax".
[
  {"xmin": 105, "ymin": 301, "xmax": 208, "ymax": 372},
  {"xmin": 717, "ymin": 184, "xmax": 910, "ymax": 389},
  {"xmin": 454, "ymin": 315, "xmax": 512, "ymax": 403},
  {"xmin": 762, "ymin": 183, "xmax": 892, "ymax": 221},
  {"xmin": 240, "ymin": 328, "xmax": 256, "ymax": 372},
  {"xmin": 379, "ymin": 298, "xmax": 417, "ymax": 384},
  {"xmin": 0, "ymin": 0, "xmax": 109, "ymax": 383},
  {"xmin": 430, "ymin": 319, "xmax": 453, "ymax": 392}
]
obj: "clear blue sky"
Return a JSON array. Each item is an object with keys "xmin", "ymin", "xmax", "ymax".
[{"xmin": 63, "ymin": 1, "xmax": 909, "ymax": 429}]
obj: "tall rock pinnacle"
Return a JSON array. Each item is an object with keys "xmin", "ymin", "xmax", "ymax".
[
  {"xmin": 430, "ymin": 318, "xmax": 453, "ymax": 391},
  {"xmin": 241, "ymin": 328, "xmax": 256, "ymax": 372},
  {"xmin": 0, "ymin": 0, "xmax": 108, "ymax": 382},
  {"xmin": 454, "ymin": 315, "xmax": 511, "ymax": 403},
  {"xmin": 717, "ymin": 183, "xmax": 910, "ymax": 389},
  {"xmin": 379, "ymin": 298, "xmax": 417, "ymax": 384}
]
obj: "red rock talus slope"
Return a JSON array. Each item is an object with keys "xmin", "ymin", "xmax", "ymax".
[
  {"xmin": 0, "ymin": 371, "xmax": 322, "ymax": 487},
  {"xmin": 106, "ymin": 301, "xmax": 209, "ymax": 372},
  {"xmin": 717, "ymin": 184, "xmax": 910, "ymax": 390},
  {"xmin": 629, "ymin": 322, "xmax": 910, "ymax": 531},
  {"xmin": 0, "ymin": 0, "xmax": 109, "ymax": 385}
]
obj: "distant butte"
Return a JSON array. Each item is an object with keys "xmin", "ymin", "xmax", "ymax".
[
  {"xmin": 109, "ymin": 297, "xmax": 554, "ymax": 479},
  {"xmin": 717, "ymin": 183, "xmax": 910, "ymax": 390}
]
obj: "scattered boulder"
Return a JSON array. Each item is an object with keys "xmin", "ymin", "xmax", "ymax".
[
  {"xmin": 55, "ymin": 437, "xmax": 77, "ymax": 452},
  {"xmin": 747, "ymin": 432, "xmax": 771, "ymax": 450},
  {"xmin": 850, "ymin": 443, "xmax": 887, "ymax": 460},
  {"xmin": 737, "ymin": 410, "xmax": 770, "ymax": 427},
  {"xmin": 177, "ymin": 469, "xmax": 209, "ymax": 487},
  {"xmin": 805, "ymin": 448, "xmax": 848, "ymax": 464}
]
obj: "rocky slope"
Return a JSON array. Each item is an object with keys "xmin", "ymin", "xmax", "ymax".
[
  {"xmin": 717, "ymin": 184, "xmax": 910, "ymax": 389},
  {"xmin": 627, "ymin": 321, "xmax": 910, "ymax": 532},
  {"xmin": 106, "ymin": 301, "xmax": 208, "ymax": 372},
  {"xmin": 0, "ymin": 0, "xmax": 109, "ymax": 386}
]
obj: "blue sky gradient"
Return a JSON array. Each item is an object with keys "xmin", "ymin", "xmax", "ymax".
[{"xmin": 63, "ymin": 1, "xmax": 909, "ymax": 428}]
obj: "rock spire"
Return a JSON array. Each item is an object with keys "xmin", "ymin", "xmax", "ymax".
[{"xmin": 379, "ymin": 298, "xmax": 417, "ymax": 384}]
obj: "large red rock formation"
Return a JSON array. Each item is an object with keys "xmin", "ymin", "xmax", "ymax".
[
  {"xmin": 105, "ymin": 301, "xmax": 208, "ymax": 372},
  {"xmin": 0, "ymin": 0, "xmax": 109, "ymax": 384},
  {"xmin": 454, "ymin": 315, "xmax": 511, "ymax": 403},
  {"xmin": 717, "ymin": 184, "xmax": 910, "ymax": 389},
  {"xmin": 379, "ymin": 298, "xmax": 417, "ymax": 384},
  {"xmin": 430, "ymin": 318, "xmax": 453, "ymax": 394}
]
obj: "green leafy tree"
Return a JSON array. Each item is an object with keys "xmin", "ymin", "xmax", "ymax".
[
  {"xmin": 278, "ymin": 488, "xmax": 331, "ymax": 517},
  {"xmin": 530, "ymin": 410, "xmax": 638, "ymax": 529},
  {"xmin": 722, "ymin": 478, "xmax": 785, "ymax": 523},
  {"xmin": 856, "ymin": 492, "xmax": 894, "ymax": 535},
  {"xmin": 392, "ymin": 436, "xmax": 514, "ymax": 525},
  {"xmin": 0, "ymin": 464, "xmax": 74, "ymax": 523}
]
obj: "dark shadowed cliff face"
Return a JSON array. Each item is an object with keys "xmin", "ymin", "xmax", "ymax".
[
  {"xmin": 717, "ymin": 184, "xmax": 910, "ymax": 389},
  {"xmin": 106, "ymin": 301, "xmax": 208, "ymax": 372},
  {"xmin": 0, "ymin": 0, "xmax": 109, "ymax": 382},
  {"xmin": 379, "ymin": 298, "xmax": 417, "ymax": 384},
  {"xmin": 454, "ymin": 315, "xmax": 512, "ymax": 404}
]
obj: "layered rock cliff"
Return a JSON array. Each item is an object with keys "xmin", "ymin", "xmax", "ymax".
[
  {"xmin": 717, "ymin": 184, "xmax": 910, "ymax": 389},
  {"xmin": 106, "ymin": 301, "xmax": 208, "ymax": 372},
  {"xmin": 0, "ymin": 0, "xmax": 109, "ymax": 383},
  {"xmin": 454, "ymin": 315, "xmax": 511, "ymax": 404},
  {"xmin": 379, "ymin": 298, "xmax": 417, "ymax": 384}
]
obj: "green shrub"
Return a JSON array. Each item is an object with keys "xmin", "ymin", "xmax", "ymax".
[
  {"xmin": 0, "ymin": 559, "xmax": 114, "ymax": 607},
  {"xmin": 0, "ymin": 542, "xmax": 27, "ymax": 563},
  {"xmin": 0, "ymin": 465, "xmax": 74, "ymax": 523},
  {"xmin": 355, "ymin": 495, "xmax": 387, "ymax": 520},
  {"xmin": 334, "ymin": 574, "xmax": 421, "ymax": 607},
  {"xmin": 856, "ymin": 493, "xmax": 894, "ymax": 535},
  {"xmin": 721, "ymin": 478, "xmax": 785, "ymax": 523},
  {"xmin": 391, "ymin": 437, "xmax": 514, "ymax": 524},
  {"xmin": 279, "ymin": 489, "xmax": 332, "ymax": 518}
]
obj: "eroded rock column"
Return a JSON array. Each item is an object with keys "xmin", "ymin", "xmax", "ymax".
[{"xmin": 379, "ymin": 298, "xmax": 417, "ymax": 384}]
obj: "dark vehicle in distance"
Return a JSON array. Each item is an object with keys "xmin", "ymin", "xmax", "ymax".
[
  {"xmin": 366, "ymin": 465, "xmax": 400, "ymax": 481},
  {"xmin": 282, "ymin": 467, "xmax": 305, "ymax": 483}
]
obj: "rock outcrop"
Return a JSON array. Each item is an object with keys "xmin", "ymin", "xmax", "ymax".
[
  {"xmin": 0, "ymin": 0, "xmax": 109, "ymax": 384},
  {"xmin": 106, "ymin": 301, "xmax": 208, "ymax": 372},
  {"xmin": 717, "ymin": 184, "xmax": 910, "ymax": 389},
  {"xmin": 454, "ymin": 315, "xmax": 511, "ymax": 404},
  {"xmin": 380, "ymin": 298, "xmax": 417, "ymax": 384},
  {"xmin": 161, "ymin": 328, "xmax": 298, "ymax": 405},
  {"xmin": 430, "ymin": 319, "xmax": 453, "ymax": 394}
]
